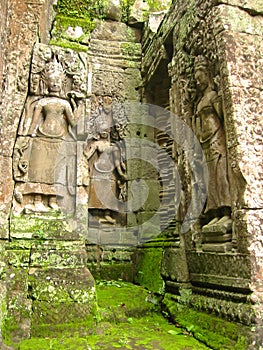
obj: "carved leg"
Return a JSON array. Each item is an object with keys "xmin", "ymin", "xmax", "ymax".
[
  {"xmin": 203, "ymin": 217, "xmax": 220, "ymax": 228},
  {"xmin": 34, "ymin": 195, "xmax": 49, "ymax": 212},
  {"xmin": 49, "ymin": 196, "xmax": 59, "ymax": 211},
  {"xmin": 99, "ymin": 210, "xmax": 116, "ymax": 224}
]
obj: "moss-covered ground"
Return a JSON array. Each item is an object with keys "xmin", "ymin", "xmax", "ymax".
[{"xmin": 17, "ymin": 282, "xmax": 209, "ymax": 349}]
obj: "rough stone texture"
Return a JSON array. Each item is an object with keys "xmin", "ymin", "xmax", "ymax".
[
  {"xmin": 0, "ymin": 0, "xmax": 262, "ymax": 348},
  {"xmin": 89, "ymin": 21, "xmax": 142, "ymax": 99},
  {"xmin": 214, "ymin": 3, "xmax": 263, "ymax": 334},
  {"xmin": 216, "ymin": 4, "xmax": 263, "ymax": 209},
  {"xmin": 141, "ymin": 0, "xmax": 263, "ymax": 347},
  {"xmin": 0, "ymin": 0, "xmax": 56, "ymax": 236},
  {"xmin": 4, "ymin": 234, "xmax": 96, "ymax": 343},
  {"xmin": 86, "ymin": 244, "xmax": 135, "ymax": 281},
  {"xmin": 0, "ymin": 0, "xmax": 56, "ymax": 343}
]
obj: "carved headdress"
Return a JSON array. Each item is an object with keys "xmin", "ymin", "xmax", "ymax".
[
  {"xmin": 194, "ymin": 55, "xmax": 209, "ymax": 71},
  {"xmin": 43, "ymin": 55, "xmax": 65, "ymax": 79},
  {"xmin": 40, "ymin": 55, "xmax": 66, "ymax": 95}
]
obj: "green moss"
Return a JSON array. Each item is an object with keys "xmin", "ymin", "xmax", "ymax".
[
  {"xmin": 2, "ymin": 299, "xmax": 31, "ymax": 346},
  {"xmin": 99, "ymin": 262, "xmax": 134, "ymax": 282},
  {"xmin": 147, "ymin": 0, "xmax": 172, "ymax": 11},
  {"xmin": 18, "ymin": 337, "xmax": 90, "ymax": 350},
  {"xmin": 96, "ymin": 282, "xmax": 158, "ymax": 320},
  {"xmin": 134, "ymin": 247, "xmax": 164, "ymax": 294},
  {"xmin": 120, "ymin": 42, "xmax": 141, "ymax": 57},
  {"xmin": 17, "ymin": 282, "xmax": 209, "ymax": 349},
  {"xmin": 163, "ymin": 294, "xmax": 249, "ymax": 350},
  {"xmin": 120, "ymin": 0, "xmax": 135, "ymax": 22},
  {"xmin": 51, "ymin": 15, "xmax": 95, "ymax": 46},
  {"xmin": 51, "ymin": 0, "xmax": 110, "ymax": 50},
  {"xmin": 19, "ymin": 315, "xmax": 209, "ymax": 350},
  {"xmin": 54, "ymin": 15, "xmax": 95, "ymax": 32},
  {"xmin": 10, "ymin": 213, "xmax": 72, "ymax": 237},
  {"xmin": 56, "ymin": 0, "xmax": 108, "ymax": 20},
  {"xmin": 50, "ymin": 39, "xmax": 90, "ymax": 52},
  {"xmin": 31, "ymin": 318, "xmax": 96, "ymax": 339},
  {"xmin": 10, "ymin": 213, "xmax": 80, "ymax": 241}
]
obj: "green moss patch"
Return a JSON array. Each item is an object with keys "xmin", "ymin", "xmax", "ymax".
[
  {"xmin": 163, "ymin": 293, "xmax": 249, "ymax": 350},
  {"xmin": 134, "ymin": 245, "xmax": 164, "ymax": 294},
  {"xmin": 19, "ymin": 314, "xmax": 209, "ymax": 350},
  {"xmin": 16, "ymin": 282, "xmax": 209, "ymax": 349},
  {"xmin": 96, "ymin": 281, "xmax": 158, "ymax": 320},
  {"xmin": 50, "ymin": 15, "xmax": 95, "ymax": 51},
  {"xmin": 147, "ymin": 0, "xmax": 172, "ymax": 11},
  {"xmin": 56, "ymin": 0, "xmax": 108, "ymax": 19},
  {"xmin": 51, "ymin": 0, "xmax": 109, "ymax": 50}
]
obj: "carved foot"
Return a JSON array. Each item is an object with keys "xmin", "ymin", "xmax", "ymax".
[
  {"xmin": 202, "ymin": 215, "xmax": 232, "ymax": 234},
  {"xmin": 24, "ymin": 202, "xmax": 49, "ymax": 213},
  {"xmin": 48, "ymin": 198, "xmax": 59, "ymax": 211},
  {"xmin": 34, "ymin": 202, "xmax": 49, "ymax": 212},
  {"xmin": 24, "ymin": 203, "xmax": 35, "ymax": 213},
  {"xmin": 99, "ymin": 215, "xmax": 116, "ymax": 225},
  {"xmin": 216, "ymin": 215, "xmax": 231, "ymax": 225},
  {"xmin": 202, "ymin": 217, "xmax": 219, "ymax": 230}
]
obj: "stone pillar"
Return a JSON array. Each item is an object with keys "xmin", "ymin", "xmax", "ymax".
[
  {"xmin": 0, "ymin": 1, "xmax": 55, "ymax": 345},
  {"xmin": 216, "ymin": 3, "xmax": 263, "ymax": 344}
]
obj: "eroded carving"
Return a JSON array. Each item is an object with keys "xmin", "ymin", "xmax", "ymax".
[
  {"xmin": 193, "ymin": 55, "xmax": 232, "ymax": 236},
  {"xmin": 84, "ymin": 97, "xmax": 127, "ymax": 225},
  {"xmin": 13, "ymin": 44, "xmax": 88, "ymax": 214}
]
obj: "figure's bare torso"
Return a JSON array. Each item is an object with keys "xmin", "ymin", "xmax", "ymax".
[{"xmin": 37, "ymin": 97, "xmax": 69, "ymax": 138}]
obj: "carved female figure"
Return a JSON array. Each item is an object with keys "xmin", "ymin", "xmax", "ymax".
[
  {"xmin": 84, "ymin": 129, "xmax": 126, "ymax": 224},
  {"xmin": 19, "ymin": 58, "xmax": 76, "ymax": 212},
  {"xmin": 194, "ymin": 56, "xmax": 231, "ymax": 228}
]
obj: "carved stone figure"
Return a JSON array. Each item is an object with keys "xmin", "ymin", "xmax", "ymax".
[
  {"xmin": 194, "ymin": 55, "xmax": 232, "ymax": 230},
  {"xmin": 14, "ymin": 54, "xmax": 79, "ymax": 213},
  {"xmin": 84, "ymin": 128, "xmax": 126, "ymax": 224},
  {"xmin": 12, "ymin": 44, "xmax": 89, "ymax": 214}
]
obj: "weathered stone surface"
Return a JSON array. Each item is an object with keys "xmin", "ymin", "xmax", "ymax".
[
  {"xmin": 89, "ymin": 21, "xmax": 142, "ymax": 100},
  {"xmin": 10, "ymin": 214, "xmax": 80, "ymax": 240},
  {"xmin": 140, "ymin": 2, "xmax": 262, "ymax": 344},
  {"xmin": 0, "ymin": 0, "xmax": 262, "ymax": 348},
  {"xmin": 4, "ymin": 292, "xmax": 32, "ymax": 343},
  {"xmin": 31, "ymin": 300, "xmax": 95, "ymax": 326},
  {"xmin": 105, "ymin": 0, "xmax": 121, "ymax": 21},
  {"xmin": 163, "ymin": 292, "xmax": 252, "ymax": 349},
  {"xmin": 28, "ymin": 267, "xmax": 96, "ymax": 303},
  {"xmin": 91, "ymin": 20, "xmax": 141, "ymax": 43},
  {"xmin": 30, "ymin": 246, "xmax": 87, "ymax": 269},
  {"xmin": 0, "ymin": 156, "xmax": 13, "ymax": 238},
  {"xmin": 86, "ymin": 244, "xmax": 135, "ymax": 281},
  {"xmin": 128, "ymin": 0, "xmax": 150, "ymax": 26},
  {"xmin": 187, "ymin": 251, "xmax": 251, "ymax": 289},
  {"xmin": 161, "ymin": 246, "xmax": 189, "ymax": 283},
  {"xmin": 0, "ymin": 0, "xmax": 52, "ymax": 156},
  {"xmin": 220, "ymin": 0, "xmax": 263, "ymax": 14},
  {"xmin": 216, "ymin": 5, "xmax": 263, "ymax": 210}
]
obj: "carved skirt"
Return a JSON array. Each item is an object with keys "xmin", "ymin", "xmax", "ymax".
[
  {"xmin": 26, "ymin": 137, "xmax": 62, "ymax": 195},
  {"xmin": 202, "ymin": 131, "xmax": 231, "ymax": 213}
]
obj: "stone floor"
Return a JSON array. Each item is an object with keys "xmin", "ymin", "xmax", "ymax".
[{"xmin": 15, "ymin": 282, "xmax": 210, "ymax": 350}]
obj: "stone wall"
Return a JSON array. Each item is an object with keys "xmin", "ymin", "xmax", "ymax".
[
  {"xmin": 0, "ymin": 0, "xmax": 57, "ymax": 345},
  {"xmin": 141, "ymin": 0, "xmax": 263, "ymax": 347},
  {"xmin": 0, "ymin": 0, "xmax": 262, "ymax": 348},
  {"xmin": 0, "ymin": 0, "xmax": 146, "ymax": 345}
]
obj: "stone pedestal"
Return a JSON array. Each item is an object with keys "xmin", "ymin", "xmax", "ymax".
[{"xmin": 3, "ymin": 214, "xmax": 97, "ymax": 344}]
